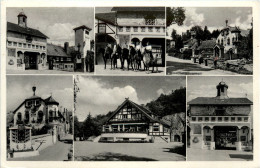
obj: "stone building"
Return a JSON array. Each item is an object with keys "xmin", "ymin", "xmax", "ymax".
[
  {"xmin": 6, "ymin": 12, "xmax": 48, "ymax": 70},
  {"xmin": 188, "ymin": 81, "xmax": 253, "ymax": 151}
]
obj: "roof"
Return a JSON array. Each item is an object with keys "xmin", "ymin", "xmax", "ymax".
[
  {"xmin": 221, "ymin": 26, "xmax": 240, "ymax": 33},
  {"xmin": 45, "ymin": 96, "xmax": 59, "ymax": 105},
  {"xmin": 47, "ymin": 43, "xmax": 71, "ymax": 57},
  {"xmin": 95, "ymin": 12, "xmax": 116, "ymax": 25},
  {"xmin": 106, "ymin": 98, "xmax": 170, "ymax": 127},
  {"xmin": 73, "ymin": 25, "xmax": 92, "ymax": 31},
  {"xmin": 188, "ymin": 97, "xmax": 253, "ymax": 105},
  {"xmin": 111, "ymin": 7, "xmax": 165, "ymax": 12},
  {"xmin": 25, "ymin": 95, "xmax": 41, "ymax": 100},
  {"xmin": 7, "ymin": 22, "xmax": 48, "ymax": 39},
  {"xmin": 197, "ymin": 40, "xmax": 216, "ymax": 50},
  {"xmin": 214, "ymin": 44, "xmax": 225, "ymax": 49}
]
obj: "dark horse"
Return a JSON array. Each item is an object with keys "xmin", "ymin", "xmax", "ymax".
[
  {"xmin": 121, "ymin": 48, "xmax": 132, "ymax": 70},
  {"xmin": 130, "ymin": 46, "xmax": 141, "ymax": 71}
]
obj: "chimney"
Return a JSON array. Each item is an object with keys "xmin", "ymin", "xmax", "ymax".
[
  {"xmin": 225, "ymin": 20, "xmax": 228, "ymax": 27},
  {"xmin": 216, "ymin": 81, "xmax": 229, "ymax": 99},
  {"xmin": 64, "ymin": 42, "xmax": 69, "ymax": 54}
]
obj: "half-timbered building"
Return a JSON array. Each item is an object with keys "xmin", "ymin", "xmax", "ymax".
[{"xmin": 100, "ymin": 98, "xmax": 170, "ymax": 142}]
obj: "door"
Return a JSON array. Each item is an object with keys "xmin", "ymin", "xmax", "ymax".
[
  {"xmin": 215, "ymin": 127, "xmax": 237, "ymax": 150},
  {"xmin": 49, "ymin": 59, "xmax": 53, "ymax": 70},
  {"xmin": 29, "ymin": 55, "xmax": 37, "ymax": 69}
]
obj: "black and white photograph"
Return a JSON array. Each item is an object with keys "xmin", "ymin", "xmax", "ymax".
[
  {"xmin": 74, "ymin": 76, "xmax": 186, "ymax": 161},
  {"xmin": 95, "ymin": 7, "xmax": 166, "ymax": 75},
  {"xmin": 166, "ymin": 7, "xmax": 253, "ymax": 75},
  {"xmin": 6, "ymin": 76, "xmax": 73, "ymax": 161},
  {"xmin": 187, "ymin": 76, "xmax": 253, "ymax": 161},
  {"xmin": 6, "ymin": 7, "xmax": 94, "ymax": 74}
]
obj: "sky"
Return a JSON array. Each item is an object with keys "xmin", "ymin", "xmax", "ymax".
[
  {"xmin": 7, "ymin": 76, "xmax": 73, "ymax": 113},
  {"xmin": 167, "ymin": 7, "xmax": 252, "ymax": 35},
  {"xmin": 75, "ymin": 76, "xmax": 186, "ymax": 121},
  {"xmin": 187, "ymin": 76, "xmax": 253, "ymax": 102},
  {"xmin": 7, "ymin": 7, "xmax": 94, "ymax": 46}
]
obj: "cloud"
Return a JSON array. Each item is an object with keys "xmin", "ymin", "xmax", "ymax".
[
  {"xmin": 230, "ymin": 14, "xmax": 252, "ymax": 30},
  {"xmin": 75, "ymin": 76, "xmax": 153, "ymax": 121}
]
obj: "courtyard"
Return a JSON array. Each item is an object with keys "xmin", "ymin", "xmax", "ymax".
[
  {"xmin": 74, "ymin": 141, "xmax": 185, "ymax": 161},
  {"xmin": 187, "ymin": 148, "xmax": 253, "ymax": 161}
]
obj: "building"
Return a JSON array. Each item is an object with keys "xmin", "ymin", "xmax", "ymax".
[
  {"xmin": 8, "ymin": 86, "xmax": 72, "ymax": 153},
  {"xmin": 95, "ymin": 7, "xmax": 165, "ymax": 66},
  {"xmin": 197, "ymin": 39, "xmax": 218, "ymax": 58},
  {"xmin": 6, "ymin": 12, "xmax": 48, "ymax": 71},
  {"xmin": 215, "ymin": 20, "xmax": 241, "ymax": 59},
  {"xmin": 188, "ymin": 81, "xmax": 253, "ymax": 151},
  {"xmin": 73, "ymin": 25, "xmax": 93, "ymax": 72},
  {"xmin": 100, "ymin": 98, "xmax": 170, "ymax": 142},
  {"xmin": 47, "ymin": 43, "xmax": 74, "ymax": 71}
]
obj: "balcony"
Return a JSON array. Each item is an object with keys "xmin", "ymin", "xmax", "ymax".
[{"xmin": 190, "ymin": 116, "xmax": 250, "ymax": 123}]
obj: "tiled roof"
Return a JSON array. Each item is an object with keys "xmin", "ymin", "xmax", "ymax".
[
  {"xmin": 95, "ymin": 12, "xmax": 116, "ymax": 25},
  {"xmin": 188, "ymin": 97, "xmax": 253, "ymax": 105},
  {"xmin": 47, "ymin": 43, "xmax": 71, "ymax": 57},
  {"xmin": 73, "ymin": 25, "xmax": 92, "ymax": 31},
  {"xmin": 111, "ymin": 7, "xmax": 165, "ymax": 12},
  {"xmin": 197, "ymin": 40, "xmax": 216, "ymax": 50},
  {"xmin": 44, "ymin": 96, "xmax": 59, "ymax": 105},
  {"xmin": 7, "ymin": 22, "xmax": 48, "ymax": 39}
]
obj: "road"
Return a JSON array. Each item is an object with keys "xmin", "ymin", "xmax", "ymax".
[
  {"xmin": 166, "ymin": 56, "xmax": 238, "ymax": 75},
  {"xmin": 8, "ymin": 140, "xmax": 72, "ymax": 161},
  {"xmin": 74, "ymin": 141, "xmax": 185, "ymax": 161}
]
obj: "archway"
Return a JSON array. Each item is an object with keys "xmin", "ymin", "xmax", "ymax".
[
  {"xmin": 174, "ymin": 135, "xmax": 181, "ymax": 142},
  {"xmin": 214, "ymin": 126, "xmax": 237, "ymax": 150},
  {"xmin": 95, "ymin": 34, "xmax": 117, "ymax": 65},
  {"xmin": 131, "ymin": 38, "xmax": 140, "ymax": 47}
]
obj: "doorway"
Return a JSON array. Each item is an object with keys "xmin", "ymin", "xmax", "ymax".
[
  {"xmin": 24, "ymin": 52, "xmax": 38, "ymax": 70},
  {"xmin": 214, "ymin": 126, "xmax": 237, "ymax": 150}
]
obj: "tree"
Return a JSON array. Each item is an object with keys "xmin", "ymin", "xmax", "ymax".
[
  {"xmin": 74, "ymin": 116, "xmax": 82, "ymax": 140},
  {"xmin": 82, "ymin": 113, "xmax": 96, "ymax": 139},
  {"xmin": 190, "ymin": 26, "xmax": 204, "ymax": 40},
  {"xmin": 166, "ymin": 7, "xmax": 186, "ymax": 27},
  {"xmin": 211, "ymin": 29, "xmax": 220, "ymax": 39},
  {"xmin": 175, "ymin": 35, "xmax": 184, "ymax": 50},
  {"xmin": 203, "ymin": 26, "xmax": 211, "ymax": 40}
]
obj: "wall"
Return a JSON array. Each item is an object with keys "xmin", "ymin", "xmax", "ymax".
[{"xmin": 190, "ymin": 105, "xmax": 251, "ymax": 116}]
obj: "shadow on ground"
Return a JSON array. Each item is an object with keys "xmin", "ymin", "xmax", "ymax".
[
  {"xmin": 75, "ymin": 152, "xmax": 157, "ymax": 161},
  {"xmin": 167, "ymin": 61, "xmax": 213, "ymax": 72},
  {"xmin": 163, "ymin": 146, "xmax": 186, "ymax": 156},
  {"xmin": 229, "ymin": 154, "xmax": 253, "ymax": 161}
]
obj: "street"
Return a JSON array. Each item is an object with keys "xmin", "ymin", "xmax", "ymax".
[
  {"xmin": 8, "ymin": 134, "xmax": 73, "ymax": 161},
  {"xmin": 166, "ymin": 56, "xmax": 238, "ymax": 75}
]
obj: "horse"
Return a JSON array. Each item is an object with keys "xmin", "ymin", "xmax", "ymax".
[
  {"xmin": 130, "ymin": 46, "xmax": 141, "ymax": 71},
  {"xmin": 113, "ymin": 44, "xmax": 122, "ymax": 69},
  {"xmin": 150, "ymin": 53, "xmax": 158, "ymax": 73},
  {"xmin": 142, "ymin": 48, "xmax": 153, "ymax": 73}
]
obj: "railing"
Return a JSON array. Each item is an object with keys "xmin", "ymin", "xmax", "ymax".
[
  {"xmin": 102, "ymin": 130, "xmax": 147, "ymax": 134},
  {"xmin": 190, "ymin": 116, "xmax": 250, "ymax": 123}
]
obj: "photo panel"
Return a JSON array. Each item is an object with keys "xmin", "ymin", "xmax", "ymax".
[
  {"xmin": 95, "ymin": 7, "xmax": 166, "ymax": 75},
  {"xmin": 74, "ymin": 75, "xmax": 186, "ymax": 161},
  {"xmin": 166, "ymin": 7, "xmax": 253, "ymax": 75},
  {"xmin": 6, "ymin": 75, "xmax": 74, "ymax": 161},
  {"xmin": 187, "ymin": 76, "xmax": 253, "ymax": 161},
  {"xmin": 6, "ymin": 7, "xmax": 94, "ymax": 74}
]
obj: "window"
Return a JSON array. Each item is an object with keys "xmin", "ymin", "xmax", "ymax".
[
  {"xmin": 23, "ymin": 43, "xmax": 26, "ymax": 48},
  {"xmin": 237, "ymin": 117, "xmax": 242, "ymax": 122},
  {"xmin": 193, "ymin": 124, "xmax": 201, "ymax": 134},
  {"xmin": 227, "ymin": 38, "xmax": 230, "ymax": 45},
  {"xmin": 36, "ymin": 45, "xmax": 39, "ymax": 49},
  {"xmin": 205, "ymin": 117, "xmax": 209, "ymax": 122},
  {"xmin": 85, "ymin": 30, "xmax": 89, "ymax": 35},
  {"xmin": 192, "ymin": 117, "xmax": 196, "ymax": 121},
  {"xmin": 156, "ymin": 27, "xmax": 160, "ymax": 32},
  {"xmin": 8, "ymin": 41, "xmax": 12, "ymax": 46},
  {"xmin": 231, "ymin": 117, "xmax": 235, "ymax": 122},
  {"xmin": 211, "ymin": 117, "xmax": 216, "ymax": 122},
  {"xmin": 37, "ymin": 111, "xmax": 43, "ymax": 123},
  {"xmin": 19, "ymin": 43, "xmax": 22, "ymax": 47},
  {"xmin": 40, "ymin": 46, "xmax": 42, "ymax": 50},
  {"xmin": 24, "ymin": 111, "xmax": 30, "ymax": 124},
  {"xmin": 141, "ymin": 27, "xmax": 145, "ymax": 32},
  {"xmin": 118, "ymin": 26, "xmax": 123, "ymax": 32},
  {"xmin": 148, "ymin": 27, "xmax": 153, "ymax": 32},
  {"xmin": 133, "ymin": 27, "xmax": 138, "ymax": 32},
  {"xmin": 198, "ymin": 117, "xmax": 203, "ymax": 122},
  {"xmin": 17, "ymin": 112, "xmax": 22, "ymax": 122},
  {"xmin": 43, "ymin": 46, "xmax": 46, "ymax": 50},
  {"xmin": 218, "ymin": 39, "xmax": 220, "ymax": 44},
  {"xmin": 153, "ymin": 125, "xmax": 159, "ymax": 132},
  {"xmin": 224, "ymin": 117, "xmax": 229, "ymax": 122},
  {"xmin": 126, "ymin": 27, "xmax": 131, "ymax": 32},
  {"xmin": 218, "ymin": 117, "xmax": 222, "ymax": 122},
  {"xmin": 123, "ymin": 114, "xmax": 127, "ymax": 119},
  {"xmin": 8, "ymin": 49, "xmax": 15, "ymax": 57},
  {"xmin": 205, "ymin": 136, "xmax": 211, "ymax": 141},
  {"xmin": 98, "ymin": 23, "xmax": 106, "ymax": 33},
  {"xmin": 28, "ymin": 44, "xmax": 31, "ymax": 48},
  {"xmin": 61, "ymin": 57, "xmax": 64, "ymax": 62},
  {"xmin": 163, "ymin": 27, "xmax": 165, "ymax": 32},
  {"xmin": 32, "ymin": 45, "xmax": 35, "ymax": 49},
  {"xmin": 221, "ymin": 39, "xmax": 223, "ymax": 45}
]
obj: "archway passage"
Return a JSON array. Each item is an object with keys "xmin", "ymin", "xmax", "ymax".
[
  {"xmin": 95, "ymin": 34, "xmax": 116, "ymax": 65},
  {"xmin": 24, "ymin": 52, "xmax": 38, "ymax": 70},
  {"xmin": 174, "ymin": 135, "xmax": 181, "ymax": 142},
  {"xmin": 131, "ymin": 38, "xmax": 140, "ymax": 47},
  {"xmin": 214, "ymin": 126, "xmax": 237, "ymax": 150}
]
